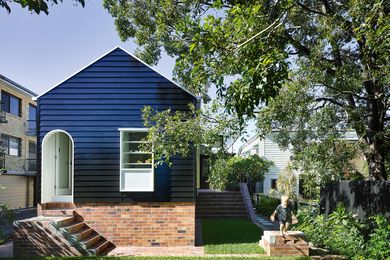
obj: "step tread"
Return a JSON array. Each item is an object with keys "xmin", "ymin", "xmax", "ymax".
[{"xmin": 87, "ymin": 239, "xmax": 109, "ymax": 254}]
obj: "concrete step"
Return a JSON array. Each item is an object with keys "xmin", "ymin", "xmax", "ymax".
[{"xmin": 81, "ymin": 232, "xmax": 101, "ymax": 248}]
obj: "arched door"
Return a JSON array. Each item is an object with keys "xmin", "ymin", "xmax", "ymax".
[{"xmin": 42, "ymin": 130, "xmax": 73, "ymax": 203}]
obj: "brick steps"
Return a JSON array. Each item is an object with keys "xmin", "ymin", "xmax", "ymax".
[
  {"xmin": 196, "ymin": 191, "xmax": 248, "ymax": 218},
  {"xmin": 259, "ymin": 231, "xmax": 309, "ymax": 256},
  {"xmin": 55, "ymin": 216, "xmax": 115, "ymax": 256}
]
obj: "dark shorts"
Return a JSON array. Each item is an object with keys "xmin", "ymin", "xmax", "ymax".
[{"xmin": 279, "ymin": 219, "xmax": 291, "ymax": 225}]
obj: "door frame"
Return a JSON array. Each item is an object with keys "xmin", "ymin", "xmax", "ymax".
[{"xmin": 41, "ymin": 129, "xmax": 74, "ymax": 203}]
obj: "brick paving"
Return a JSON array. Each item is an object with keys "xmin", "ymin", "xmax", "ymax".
[{"xmin": 108, "ymin": 246, "xmax": 204, "ymax": 256}]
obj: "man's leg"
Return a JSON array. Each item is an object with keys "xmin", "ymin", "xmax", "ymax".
[{"xmin": 283, "ymin": 222, "xmax": 290, "ymax": 234}]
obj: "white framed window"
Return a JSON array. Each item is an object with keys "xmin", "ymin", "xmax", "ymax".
[{"xmin": 119, "ymin": 128, "xmax": 154, "ymax": 192}]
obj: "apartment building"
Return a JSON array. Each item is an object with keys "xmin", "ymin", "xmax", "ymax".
[{"xmin": 0, "ymin": 74, "xmax": 37, "ymax": 209}]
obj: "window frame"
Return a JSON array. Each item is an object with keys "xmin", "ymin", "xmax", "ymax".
[
  {"xmin": 1, "ymin": 134, "xmax": 21, "ymax": 157},
  {"xmin": 1, "ymin": 91, "xmax": 21, "ymax": 117},
  {"xmin": 119, "ymin": 128, "xmax": 154, "ymax": 192},
  {"xmin": 28, "ymin": 104, "xmax": 37, "ymax": 132}
]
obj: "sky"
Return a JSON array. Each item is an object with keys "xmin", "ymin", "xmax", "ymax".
[{"xmin": 0, "ymin": 1, "xmax": 254, "ymax": 152}]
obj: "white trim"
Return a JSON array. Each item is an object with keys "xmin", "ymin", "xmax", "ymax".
[
  {"xmin": 41, "ymin": 129, "xmax": 74, "ymax": 203},
  {"xmin": 34, "ymin": 46, "xmax": 198, "ymax": 100},
  {"xmin": 119, "ymin": 128, "xmax": 154, "ymax": 192},
  {"xmin": 118, "ymin": 127, "xmax": 148, "ymax": 132}
]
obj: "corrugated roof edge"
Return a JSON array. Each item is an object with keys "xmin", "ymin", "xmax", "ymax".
[
  {"xmin": 34, "ymin": 46, "xmax": 199, "ymax": 100},
  {"xmin": 0, "ymin": 74, "xmax": 37, "ymax": 97}
]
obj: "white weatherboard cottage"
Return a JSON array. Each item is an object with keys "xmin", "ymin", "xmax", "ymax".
[{"xmin": 238, "ymin": 131, "xmax": 359, "ymax": 195}]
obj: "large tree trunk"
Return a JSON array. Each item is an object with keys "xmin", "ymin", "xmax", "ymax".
[{"xmin": 363, "ymin": 80, "xmax": 388, "ymax": 180}]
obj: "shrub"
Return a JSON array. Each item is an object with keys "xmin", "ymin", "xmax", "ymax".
[
  {"xmin": 294, "ymin": 204, "xmax": 390, "ymax": 259},
  {"xmin": 0, "ymin": 204, "xmax": 13, "ymax": 244},
  {"xmin": 276, "ymin": 164, "xmax": 298, "ymax": 200},
  {"xmin": 209, "ymin": 155, "xmax": 272, "ymax": 191},
  {"xmin": 362, "ymin": 215, "xmax": 390, "ymax": 260},
  {"xmin": 254, "ymin": 195, "xmax": 280, "ymax": 218}
]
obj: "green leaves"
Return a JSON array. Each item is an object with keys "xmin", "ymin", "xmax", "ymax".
[
  {"xmin": 1, "ymin": 0, "xmax": 85, "ymax": 14},
  {"xmin": 208, "ymin": 154, "xmax": 273, "ymax": 191}
]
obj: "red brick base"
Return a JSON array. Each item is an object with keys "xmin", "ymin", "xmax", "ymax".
[
  {"xmin": 259, "ymin": 231, "xmax": 309, "ymax": 256},
  {"xmin": 73, "ymin": 202, "xmax": 195, "ymax": 247}
]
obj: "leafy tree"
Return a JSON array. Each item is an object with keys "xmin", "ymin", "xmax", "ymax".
[
  {"xmin": 141, "ymin": 101, "xmax": 244, "ymax": 166},
  {"xmin": 208, "ymin": 154, "xmax": 272, "ymax": 191},
  {"xmin": 105, "ymin": 0, "xmax": 389, "ymax": 180},
  {"xmin": 275, "ymin": 164, "xmax": 298, "ymax": 200},
  {"xmin": 1, "ymin": 0, "xmax": 84, "ymax": 14}
]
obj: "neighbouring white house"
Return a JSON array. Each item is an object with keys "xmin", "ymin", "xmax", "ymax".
[{"xmin": 238, "ymin": 131, "xmax": 359, "ymax": 195}]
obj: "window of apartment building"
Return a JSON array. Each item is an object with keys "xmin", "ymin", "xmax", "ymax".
[
  {"xmin": 28, "ymin": 141, "xmax": 37, "ymax": 171},
  {"xmin": 1, "ymin": 134, "xmax": 21, "ymax": 156},
  {"xmin": 1, "ymin": 91, "xmax": 21, "ymax": 117},
  {"xmin": 28, "ymin": 104, "xmax": 37, "ymax": 132}
]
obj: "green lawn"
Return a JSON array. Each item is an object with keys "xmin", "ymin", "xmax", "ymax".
[
  {"xmin": 9, "ymin": 257, "xmax": 309, "ymax": 260},
  {"xmin": 201, "ymin": 218, "xmax": 265, "ymax": 254}
]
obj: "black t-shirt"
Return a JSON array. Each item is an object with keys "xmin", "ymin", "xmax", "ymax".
[{"xmin": 276, "ymin": 204, "xmax": 292, "ymax": 222}]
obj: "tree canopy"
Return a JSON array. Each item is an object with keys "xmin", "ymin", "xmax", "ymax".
[
  {"xmin": 104, "ymin": 0, "xmax": 389, "ymax": 180},
  {"xmin": 1, "ymin": 0, "xmax": 84, "ymax": 14}
]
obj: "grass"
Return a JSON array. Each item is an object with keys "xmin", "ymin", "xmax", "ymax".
[
  {"xmin": 201, "ymin": 218, "xmax": 265, "ymax": 255},
  {"xmin": 8, "ymin": 257, "xmax": 309, "ymax": 260}
]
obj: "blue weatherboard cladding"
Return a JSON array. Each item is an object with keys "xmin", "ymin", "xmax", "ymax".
[{"xmin": 36, "ymin": 48, "xmax": 196, "ymax": 203}]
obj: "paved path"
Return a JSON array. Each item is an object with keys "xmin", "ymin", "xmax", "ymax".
[
  {"xmin": 255, "ymin": 215, "xmax": 279, "ymax": 231},
  {"xmin": 1, "ymin": 207, "xmax": 37, "ymax": 241}
]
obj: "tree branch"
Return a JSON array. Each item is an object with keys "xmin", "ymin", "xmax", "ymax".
[
  {"xmin": 315, "ymin": 97, "xmax": 345, "ymax": 108},
  {"xmin": 296, "ymin": 2, "xmax": 327, "ymax": 16}
]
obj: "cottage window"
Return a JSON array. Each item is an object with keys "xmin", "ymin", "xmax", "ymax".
[
  {"xmin": 119, "ymin": 128, "xmax": 154, "ymax": 192},
  {"xmin": 1, "ymin": 91, "xmax": 21, "ymax": 117}
]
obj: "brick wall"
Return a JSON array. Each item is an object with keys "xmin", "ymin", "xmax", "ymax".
[{"xmin": 74, "ymin": 202, "xmax": 195, "ymax": 247}]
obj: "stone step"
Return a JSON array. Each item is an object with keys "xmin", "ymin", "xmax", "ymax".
[
  {"xmin": 196, "ymin": 198, "xmax": 244, "ymax": 202},
  {"xmin": 56, "ymin": 217, "xmax": 75, "ymax": 227},
  {"xmin": 87, "ymin": 238, "xmax": 110, "ymax": 255},
  {"xmin": 81, "ymin": 232, "xmax": 101, "ymax": 248},
  {"xmin": 196, "ymin": 202, "xmax": 245, "ymax": 206},
  {"xmin": 196, "ymin": 205, "xmax": 246, "ymax": 210},
  {"xmin": 69, "ymin": 226, "xmax": 94, "ymax": 241},
  {"xmin": 62, "ymin": 221, "xmax": 86, "ymax": 234}
]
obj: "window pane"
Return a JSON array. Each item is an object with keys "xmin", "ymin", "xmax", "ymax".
[
  {"xmin": 29, "ymin": 142, "xmax": 36, "ymax": 159},
  {"xmin": 1, "ymin": 92, "xmax": 10, "ymax": 113},
  {"xmin": 9, "ymin": 137, "xmax": 19, "ymax": 156},
  {"xmin": 28, "ymin": 105, "xmax": 36, "ymax": 120},
  {"xmin": 1, "ymin": 135, "xmax": 9, "ymax": 155},
  {"xmin": 10, "ymin": 96, "xmax": 20, "ymax": 116},
  {"xmin": 123, "ymin": 153, "xmax": 152, "ymax": 164},
  {"xmin": 123, "ymin": 131, "xmax": 148, "ymax": 142}
]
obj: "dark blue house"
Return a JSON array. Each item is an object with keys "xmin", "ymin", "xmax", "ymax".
[{"xmin": 34, "ymin": 47, "xmax": 199, "ymax": 248}]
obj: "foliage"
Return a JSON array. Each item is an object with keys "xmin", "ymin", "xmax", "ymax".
[
  {"xmin": 0, "ymin": 0, "xmax": 84, "ymax": 14},
  {"xmin": 104, "ymin": 0, "xmax": 390, "ymax": 180},
  {"xmin": 254, "ymin": 194, "xmax": 280, "ymax": 218},
  {"xmin": 201, "ymin": 218, "xmax": 264, "ymax": 254},
  {"xmin": 295, "ymin": 204, "xmax": 390, "ymax": 259},
  {"xmin": 141, "ymin": 101, "xmax": 244, "ymax": 166},
  {"xmin": 208, "ymin": 155, "xmax": 272, "ymax": 191},
  {"xmin": 362, "ymin": 215, "xmax": 390, "ymax": 260},
  {"xmin": 0, "ymin": 203, "xmax": 13, "ymax": 244},
  {"xmin": 275, "ymin": 164, "xmax": 298, "ymax": 200}
]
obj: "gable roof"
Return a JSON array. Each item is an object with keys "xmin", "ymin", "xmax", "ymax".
[
  {"xmin": 0, "ymin": 74, "xmax": 37, "ymax": 97},
  {"xmin": 35, "ymin": 46, "xmax": 197, "ymax": 100}
]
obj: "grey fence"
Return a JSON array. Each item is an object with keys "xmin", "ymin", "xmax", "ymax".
[{"xmin": 320, "ymin": 180, "xmax": 390, "ymax": 220}]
